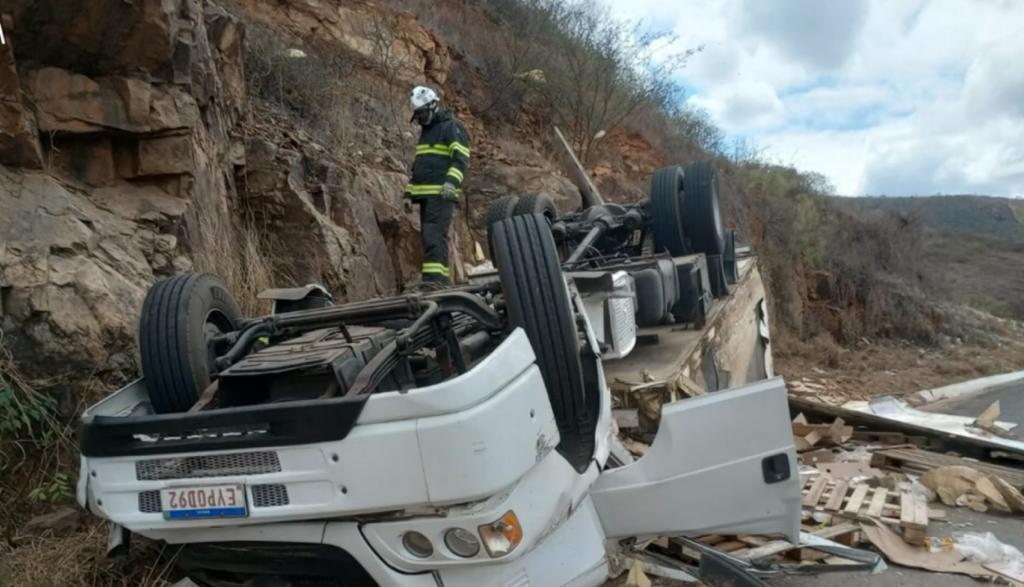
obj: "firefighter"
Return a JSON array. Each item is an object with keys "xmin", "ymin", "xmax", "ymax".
[{"xmin": 404, "ymin": 86, "xmax": 470, "ymax": 289}]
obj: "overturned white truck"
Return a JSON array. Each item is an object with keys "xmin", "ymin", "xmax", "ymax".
[{"xmin": 77, "ymin": 161, "xmax": 800, "ymax": 586}]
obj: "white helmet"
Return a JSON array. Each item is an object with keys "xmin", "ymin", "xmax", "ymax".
[{"xmin": 410, "ymin": 86, "xmax": 439, "ymax": 110}]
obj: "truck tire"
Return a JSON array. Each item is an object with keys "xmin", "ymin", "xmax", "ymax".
[
  {"xmin": 682, "ymin": 161, "xmax": 725, "ymax": 255},
  {"xmin": 139, "ymin": 273, "xmax": 243, "ymax": 414},
  {"xmin": 491, "ymin": 213, "xmax": 593, "ymax": 470},
  {"xmin": 650, "ymin": 166, "xmax": 687, "ymax": 256},
  {"xmin": 486, "ymin": 196, "xmax": 519, "ymax": 259},
  {"xmin": 633, "ymin": 268, "xmax": 666, "ymax": 327},
  {"xmin": 512, "ymin": 192, "xmax": 559, "ymax": 223}
]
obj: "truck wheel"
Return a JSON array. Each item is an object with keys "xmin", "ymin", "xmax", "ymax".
[
  {"xmin": 650, "ymin": 166, "xmax": 687, "ymax": 256},
  {"xmin": 512, "ymin": 192, "xmax": 559, "ymax": 223},
  {"xmin": 682, "ymin": 161, "xmax": 725, "ymax": 255},
  {"xmin": 633, "ymin": 268, "xmax": 666, "ymax": 327},
  {"xmin": 486, "ymin": 196, "xmax": 519, "ymax": 259},
  {"xmin": 492, "ymin": 213, "xmax": 593, "ymax": 471},
  {"xmin": 139, "ymin": 273, "xmax": 243, "ymax": 413}
]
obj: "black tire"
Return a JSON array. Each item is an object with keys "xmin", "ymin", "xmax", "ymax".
[
  {"xmin": 723, "ymin": 229, "xmax": 738, "ymax": 284},
  {"xmin": 486, "ymin": 196, "xmax": 519, "ymax": 259},
  {"xmin": 512, "ymin": 192, "xmax": 559, "ymax": 223},
  {"xmin": 649, "ymin": 166, "xmax": 687, "ymax": 256},
  {"xmin": 139, "ymin": 273, "xmax": 243, "ymax": 413},
  {"xmin": 633, "ymin": 268, "xmax": 666, "ymax": 327},
  {"xmin": 682, "ymin": 161, "xmax": 725, "ymax": 255},
  {"xmin": 492, "ymin": 213, "xmax": 592, "ymax": 470}
]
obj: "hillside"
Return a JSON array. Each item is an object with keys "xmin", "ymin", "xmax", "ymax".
[
  {"xmin": 2, "ymin": 0, "xmax": 1024, "ymax": 584},
  {"xmin": 838, "ymin": 194, "xmax": 1024, "ymax": 243}
]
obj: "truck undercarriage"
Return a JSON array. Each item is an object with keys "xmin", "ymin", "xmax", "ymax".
[{"xmin": 77, "ymin": 161, "xmax": 801, "ymax": 587}]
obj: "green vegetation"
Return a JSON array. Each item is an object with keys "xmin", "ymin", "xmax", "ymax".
[{"xmin": 839, "ymin": 195, "xmax": 1024, "ymax": 243}]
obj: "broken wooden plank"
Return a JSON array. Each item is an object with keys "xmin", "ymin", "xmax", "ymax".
[
  {"xmin": 871, "ymin": 448, "xmax": 1024, "ymax": 488},
  {"xmin": 731, "ymin": 523, "xmax": 858, "ymax": 561},
  {"xmin": 844, "ymin": 485, "xmax": 870, "ymax": 514},
  {"xmin": 825, "ymin": 480, "xmax": 849, "ymax": 511},
  {"xmin": 866, "ymin": 488, "xmax": 889, "ymax": 517},
  {"xmin": 900, "ymin": 492, "xmax": 927, "ymax": 545},
  {"xmin": 803, "ymin": 477, "xmax": 828, "ymax": 507}
]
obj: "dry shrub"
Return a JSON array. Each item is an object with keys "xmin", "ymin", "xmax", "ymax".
[
  {"xmin": 185, "ymin": 192, "xmax": 274, "ymax": 316},
  {"xmin": 0, "ymin": 521, "xmax": 175, "ymax": 587},
  {"xmin": 0, "ymin": 332, "xmax": 77, "ymax": 535}
]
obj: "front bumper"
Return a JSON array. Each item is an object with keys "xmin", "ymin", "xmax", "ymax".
[
  {"xmin": 164, "ymin": 494, "xmax": 608, "ymax": 587},
  {"xmin": 78, "ymin": 330, "xmax": 559, "ymax": 533}
]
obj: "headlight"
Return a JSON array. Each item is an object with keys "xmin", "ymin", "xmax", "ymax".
[
  {"xmin": 478, "ymin": 511, "xmax": 523, "ymax": 558},
  {"xmin": 402, "ymin": 531, "xmax": 434, "ymax": 558},
  {"xmin": 444, "ymin": 527, "xmax": 481, "ymax": 558}
]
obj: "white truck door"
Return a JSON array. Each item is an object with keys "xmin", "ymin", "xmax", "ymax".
[{"xmin": 590, "ymin": 377, "xmax": 801, "ymax": 543}]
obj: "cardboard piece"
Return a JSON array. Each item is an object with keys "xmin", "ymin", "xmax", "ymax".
[{"xmin": 860, "ymin": 521, "xmax": 995, "ymax": 579}]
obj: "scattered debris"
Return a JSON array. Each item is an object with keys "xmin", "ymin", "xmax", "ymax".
[
  {"xmin": 954, "ymin": 531, "xmax": 1024, "ymax": 583},
  {"xmin": 861, "ymin": 521, "xmax": 997, "ymax": 579},
  {"xmin": 616, "ymin": 372, "xmax": 1024, "ymax": 584},
  {"xmin": 920, "ymin": 465, "xmax": 1022, "ymax": 514},
  {"xmin": 792, "ymin": 413, "xmax": 854, "ymax": 445},
  {"xmin": 870, "ymin": 447, "xmax": 1024, "ymax": 487}
]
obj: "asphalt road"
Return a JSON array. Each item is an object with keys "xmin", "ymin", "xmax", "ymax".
[{"xmin": 925, "ymin": 380, "xmax": 1024, "ymax": 425}]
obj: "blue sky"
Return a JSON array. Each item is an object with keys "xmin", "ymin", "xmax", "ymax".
[{"xmin": 609, "ymin": 0, "xmax": 1024, "ymax": 197}]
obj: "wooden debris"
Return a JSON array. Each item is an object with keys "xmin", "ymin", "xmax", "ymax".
[
  {"xmin": 974, "ymin": 400, "xmax": 1001, "ymax": 430},
  {"xmin": 990, "ymin": 475, "xmax": 1024, "ymax": 513},
  {"xmin": 794, "ymin": 430, "xmax": 822, "ymax": 451},
  {"xmin": 974, "ymin": 476, "xmax": 1012, "ymax": 512},
  {"xmin": 816, "ymin": 462, "xmax": 883, "ymax": 480},
  {"xmin": 625, "ymin": 559, "xmax": 652, "ymax": 587},
  {"xmin": 791, "ymin": 413, "xmax": 853, "ymax": 446},
  {"xmin": 871, "ymin": 447, "xmax": 1024, "ymax": 487},
  {"xmin": 800, "ymin": 476, "xmax": 938, "ymax": 542},
  {"xmin": 730, "ymin": 523, "xmax": 859, "ymax": 561},
  {"xmin": 799, "ymin": 448, "xmax": 837, "ymax": 464},
  {"xmin": 613, "ymin": 409, "xmax": 639, "ymax": 429},
  {"xmin": 899, "ymin": 491, "xmax": 929, "ymax": 545}
]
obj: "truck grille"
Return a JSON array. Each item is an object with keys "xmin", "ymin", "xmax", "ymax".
[
  {"xmin": 136, "ymin": 451, "xmax": 281, "ymax": 480},
  {"xmin": 139, "ymin": 490, "xmax": 162, "ymax": 513},
  {"xmin": 251, "ymin": 484, "xmax": 290, "ymax": 507}
]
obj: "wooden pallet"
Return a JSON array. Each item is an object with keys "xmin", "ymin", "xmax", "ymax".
[
  {"xmin": 871, "ymin": 447, "xmax": 1024, "ymax": 488},
  {"xmin": 668, "ymin": 523, "xmax": 861, "ymax": 564},
  {"xmin": 801, "ymin": 476, "xmax": 933, "ymax": 544}
]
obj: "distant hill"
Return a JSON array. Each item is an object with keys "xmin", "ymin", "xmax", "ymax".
[{"xmin": 835, "ymin": 195, "xmax": 1024, "ymax": 243}]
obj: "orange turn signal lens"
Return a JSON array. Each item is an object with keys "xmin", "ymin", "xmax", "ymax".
[{"xmin": 477, "ymin": 510, "xmax": 523, "ymax": 558}]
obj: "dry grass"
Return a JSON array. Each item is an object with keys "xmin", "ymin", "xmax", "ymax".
[
  {"xmin": 0, "ymin": 521, "xmax": 177, "ymax": 587},
  {"xmin": 184, "ymin": 191, "xmax": 275, "ymax": 316}
]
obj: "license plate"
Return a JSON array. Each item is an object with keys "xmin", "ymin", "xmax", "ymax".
[{"xmin": 160, "ymin": 484, "xmax": 247, "ymax": 520}]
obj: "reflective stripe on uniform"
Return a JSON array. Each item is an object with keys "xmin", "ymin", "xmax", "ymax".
[
  {"xmin": 405, "ymin": 183, "xmax": 462, "ymax": 196},
  {"xmin": 415, "ymin": 144, "xmax": 451, "ymax": 157},
  {"xmin": 422, "ymin": 262, "xmax": 450, "ymax": 277},
  {"xmin": 415, "ymin": 142, "xmax": 471, "ymax": 158},
  {"xmin": 446, "ymin": 167, "xmax": 464, "ymax": 182}
]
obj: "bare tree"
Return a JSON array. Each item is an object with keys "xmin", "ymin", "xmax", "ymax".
[{"xmin": 361, "ymin": 12, "xmax": 405, "ymax": 127}]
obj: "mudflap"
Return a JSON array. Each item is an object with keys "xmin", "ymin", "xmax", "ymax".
[{"xmin": 590, "ymin": 377, "xmax": 801, "ymax": 542}]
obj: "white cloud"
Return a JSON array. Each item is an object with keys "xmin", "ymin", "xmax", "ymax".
[
  {"xmin": 609, "ymin": 0, "xmax": 1024, "ymax": 197},
  {"xmin": 689, "ymin": 80, "xmax": 783, "ymax": 131},
  {"xmin": 738, "ymin": 0, "xmax": 870, "ymax": 70}
]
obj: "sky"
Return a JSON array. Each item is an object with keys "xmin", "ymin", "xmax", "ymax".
[{"xmin": 608, "ymin": 0, "xmax": 1024, "ymax": 197}]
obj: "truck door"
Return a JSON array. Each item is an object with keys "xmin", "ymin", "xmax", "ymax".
[{"xmin": 590, "ymin": 377, "xmax": 801, "ymax": 542}]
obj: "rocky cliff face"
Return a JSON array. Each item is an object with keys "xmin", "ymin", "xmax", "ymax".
[
  {"xmin": 0, "ymin": 0, "xmax": 648, "ymax": 382},
  {"xmin": 0, "ymin": 0, "xmax": 248, "ymax": 379}
]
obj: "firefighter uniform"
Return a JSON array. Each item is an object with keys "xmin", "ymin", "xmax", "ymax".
[{"xmin": 404, "ymin": 108, "xmax": 470, "ymax": 284}]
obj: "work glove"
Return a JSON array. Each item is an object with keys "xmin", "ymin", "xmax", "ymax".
[
  {"xmin": 403, "ymin": 198, "xmax": 414, "ymax": 213},
  {"xmin": 440, "ymin": 182, "xmax": 458, "ymax": 202}
]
